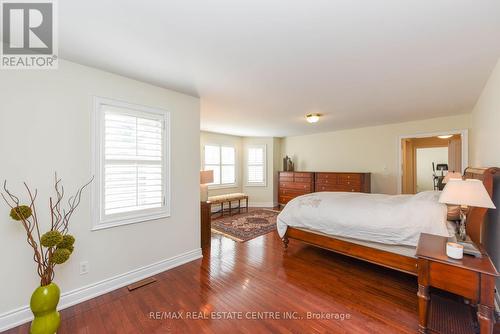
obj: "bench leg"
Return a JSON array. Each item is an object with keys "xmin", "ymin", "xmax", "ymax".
[
  {"xmin": 229, "ymin": 201, "xmax": 232, "ymax": 215},
  {"xmin": 246, "ymin": 198, "xmax": 249, "ymax": 212}
]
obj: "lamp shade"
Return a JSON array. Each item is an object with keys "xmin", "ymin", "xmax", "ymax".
[
  {"xmin": 439, "ymin": 179, "xmax": 496, "ymax": 208},
  {"xmin": 443, "ymin": 172, "xmax": 463, "ymax": 184},
  {"xmin": 200, "ymin": 170, "xmax": 214, "ymax": 185}
]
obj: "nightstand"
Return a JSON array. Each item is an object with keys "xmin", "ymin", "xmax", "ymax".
[{"xmin": 416, "ymin": 233, "xmax": 499, "ymax": 334}]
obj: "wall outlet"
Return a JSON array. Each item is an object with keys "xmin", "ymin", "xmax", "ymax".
[{"xmin": 80, "ymin": 261, "xmax": 89, "ymax": 275}]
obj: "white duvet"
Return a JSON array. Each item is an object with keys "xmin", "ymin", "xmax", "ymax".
[{"xmin": 277, "ymin": 191, "xmax": 452, "ymax": 247}]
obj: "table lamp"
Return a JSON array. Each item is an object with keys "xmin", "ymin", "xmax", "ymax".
[
  {"xmin": 200, "ymin": 170, "xmax": 214, "ymax": 202},
  {"xmin": 442, "ymin": 171, "xmax": 463, "ymax": 184},
  {"xmin": 439, "ymin": 179, "xmax": 496, "ymax": 241}
]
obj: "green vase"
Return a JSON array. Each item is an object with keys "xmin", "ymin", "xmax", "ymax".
[{"xmin": 30, "ymin": 283, "xmax": 61, "ymax": 334}]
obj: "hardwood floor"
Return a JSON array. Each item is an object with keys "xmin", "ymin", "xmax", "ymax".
[{"xmin": 6, "ymin": 215, "xmax": 499, "ymax": 333}]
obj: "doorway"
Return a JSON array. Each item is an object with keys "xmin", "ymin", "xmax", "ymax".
[
  {"xmin": 415, "ymin": 147, "xmax": 448, "ymax": 192},
  {"xmin": 400, "ymin": 131, "xmax": 467, "ymax": 194}
]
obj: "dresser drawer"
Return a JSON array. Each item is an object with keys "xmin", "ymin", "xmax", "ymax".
[
  {"xmin": 336, "ymin": 185, "xmax": 362, "ymax": 192},
  {"xmin": 316, "ymin": 173, "xmax": 337, "ymax": 180},
  {"xmin": 315, "ymin": 178, "xmax": 337, "ymax": 185},
  {"xmin": 279, "ymin": 195, "xmax": 294, "ymax": 205},
  {"xmin": 338, "ymin": 177, "xmax": 362, "ymax": 186},
  {"xmin": 280, "ymin": 182, "xmax": 312, "ymax": 191},
  {"xmin": 428, "ymin": 262, "xmax": 479, "ymax": 300},
  {"xmin": 279, "ymin": 172, "xmax": 295, "ymax": 178},
  {"xmin": 293, "ymin": 172, "xmax": 314, "ymax": 179},
  {"xmin": 317, "ymin": 184, "xmax": 361, "ymax": 192},
  {"xmin": 294, "ymin": 177, "xmax": 313, "ymax": 183},
  {"xmin": 316, "ymin": 184, "xmax": 340, "ymax": 192},
  {"xmin": 279, "ymin": 176, "xmax": 294, "ymax": 182},
  {"xmin": 279, "ymin": 189, "xmax": 310, "ymax": 197},
  {"xmin": 338, "ymin": 173, "xmax": 362, "ymax": 181}
]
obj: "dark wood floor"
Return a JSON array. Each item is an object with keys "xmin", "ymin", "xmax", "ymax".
[{"xmin": 6, "ymin": 211, "xmax": 500, "ymax": 333}]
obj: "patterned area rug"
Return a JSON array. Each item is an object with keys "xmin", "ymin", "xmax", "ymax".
[{"xmin": 211, "ymin": 209, "xmax": 279, "ymax": 242}]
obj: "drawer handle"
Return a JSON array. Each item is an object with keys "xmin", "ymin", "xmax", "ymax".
[{"xmin": 347, "ymin": 182, "xmax": 350, "ymax": 185}]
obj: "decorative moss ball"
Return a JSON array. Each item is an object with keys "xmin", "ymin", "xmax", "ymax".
[
  {"xmin": 58, "ymin": 235, "xmax": 75, "ymax": 249},
  {"xmin": 40, "ymin": 231, "xmax": 63, "ymax": 248},
  {"xmin": 61, "ymin": 245, "xmax": 74, "ymax": 254},
  {"xmin": 50, "ymin": 248, "xmax": 71, "ymax": 264},
  {"xmin": 10, "ymin": 205, "xmax": 32, "ymax": 221}
]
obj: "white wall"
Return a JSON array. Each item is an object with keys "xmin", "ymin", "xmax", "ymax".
[
  {"xmin": 415, "ymin": 147, "xmax": 448, "ymax": 192},
  {"xmin": 470, "ymin": 58, "xmax": 500, "ymax": 297},
  {"xmin": 281, "ymin": 114, "xmax": 471, "ymax": 194},
  {"xmin": 273, "ymin": 138, "xmax": 282, "ymax": 205},
  {"xmin": 200, "ymin": 131, "xmax": 243, "ymax": 197},
  {"xmin": 242, "ymin": 137, "xmax": 278, "ymax": 207},
  {"xmin": 471, "ymin": 58, "xmax": 500, "ymax": 166},
  {"xmin": 0, "ymin": 60, "xmax": 201, "ymax": 329}
]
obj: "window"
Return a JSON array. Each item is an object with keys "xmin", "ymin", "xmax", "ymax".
[
  {"xmin": 92, "ymin": 97, "xmax": 170, "ymax": 230},
  {"xmin": 246, "ymin": 145, "xmax": 266, "ymax": 186},
  {"xmin": 204, "ymin": 145, "xmax": 236, "ymax": 187}
]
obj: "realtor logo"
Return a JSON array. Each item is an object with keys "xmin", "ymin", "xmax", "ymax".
[{"xmin": 1, "ymin": 0, "xmax": 58, "ymax": 69}]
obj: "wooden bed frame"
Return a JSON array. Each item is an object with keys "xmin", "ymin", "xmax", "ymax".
[{"xmin": 281, "ymin": 167, "xmax": 499, "ymax": 276}]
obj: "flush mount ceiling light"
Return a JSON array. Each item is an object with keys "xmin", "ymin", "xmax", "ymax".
[
  {"xmin": 437, "ymin": 135, "xmax": 453, "ymax": 139},
  {"xmin": 305, "ymin": 113, "xmax": 321, "ymax": 123}
]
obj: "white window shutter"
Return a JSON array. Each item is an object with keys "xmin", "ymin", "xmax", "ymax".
[
  {"xmin": 104, "ymin": 109, "xmax": 164, "ymax": 215},
  {"xmin": 247, "ymin": 146, "xmax": 265, "ymax": 185}
]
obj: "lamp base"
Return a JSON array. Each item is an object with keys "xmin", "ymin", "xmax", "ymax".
[
  {"xmin": 457, "ymin": 211, "xmax": 467, "ymax": 242},
  {"xmin": 457, "ymin": 240, "xmax": 482, "ymax": 258}
]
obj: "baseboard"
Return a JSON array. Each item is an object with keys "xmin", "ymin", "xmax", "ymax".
[
  {"xmin": 0, "ymin": 248, "xmax": 202, "ymax": 332},
  {"xmin": 248, "ymin": 202, "xmax": 277, "ymax": 208}
]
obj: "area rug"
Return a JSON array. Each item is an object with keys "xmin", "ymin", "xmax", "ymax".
[{"xmin": 211, "ymin": 209, "xmax": 279, "ymax": 242}]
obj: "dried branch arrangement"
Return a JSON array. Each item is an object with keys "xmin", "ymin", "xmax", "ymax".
[{"xmin": 1, "ymin": 174, "xmax": 92, "ymax": 286}]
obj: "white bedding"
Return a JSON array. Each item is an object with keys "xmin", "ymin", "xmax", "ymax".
[{"xmin": 277, "ymin": 191, "xmax": 452, "ymax": 247}]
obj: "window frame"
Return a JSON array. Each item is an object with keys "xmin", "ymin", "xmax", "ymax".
[
  {"xmin": 245, "ymin": 144, "xmax": 267, "ymax": 187},
  {"xmin": 91, "ymin": 96, "xmax": 171, "ymax": 231},
  {"xmin": 203, "ymin": 144, "xmax": 237, "ymax": 189}
]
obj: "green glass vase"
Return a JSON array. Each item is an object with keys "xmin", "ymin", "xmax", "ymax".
[{"xmin": 30, "ymin": 283, "xmax": 61, "ymax": 334}]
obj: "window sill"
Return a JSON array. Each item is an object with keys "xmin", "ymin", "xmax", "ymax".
[
  {"xmin": 208, "ymin": 183, "xmax": 239, "ymax": 190},
  {"xmin": 244, "ymin": 183, "xmax": 267, "ymax": 187},
  {"xmin": 92, "ymin": 211, "xmax": 170, "ymax": 231}
]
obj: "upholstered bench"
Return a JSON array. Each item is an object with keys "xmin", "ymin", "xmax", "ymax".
[{"xmin": 208, "ymin": 193, "xmax": 249, "ymax": 217}]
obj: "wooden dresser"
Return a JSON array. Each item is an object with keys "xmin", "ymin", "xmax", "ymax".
[
  {"xmin": 200, "ymin": 201, "xmax": 211, "ymax": 251},
  {"xmin": 315, "ymin": 172, "xmax": 371, "ymax": 193},
  {"xmin": 278, "ymin": 171, "xmax": 371, "ymax": 206},
  {"xmin": 278, "ymin": 172, "xmax": 314, "ymax": 205}
]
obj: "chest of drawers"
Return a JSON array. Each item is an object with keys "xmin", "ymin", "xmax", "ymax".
[
  {"xmin": 278, "ymin": 171, "xmax": 371, "ymax": 206},
  {"xmin": 278, "ymin": 172, "xmax": 314, "ymax": 205},
  {"xmin": 315, "ymin": 172, "xmax": 371, "ymax": 193}
]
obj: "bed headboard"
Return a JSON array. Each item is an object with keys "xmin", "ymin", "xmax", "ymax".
[{"xmin": 464, "ymin": 167, "xmax": 499, "ymax": 245}]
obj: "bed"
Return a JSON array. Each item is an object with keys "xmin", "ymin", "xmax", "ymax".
[{"xmin": 278, "ymin": 167, "xmax": 498, "ymax": 275}]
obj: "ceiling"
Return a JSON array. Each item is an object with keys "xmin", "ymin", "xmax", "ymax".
[{"xmin": 58, "ymin": 0, "xmax": 500, "ymax": 137}]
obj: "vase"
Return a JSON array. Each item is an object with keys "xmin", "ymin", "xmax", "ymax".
[{"xmin": 30, "ymin": 283, "xmax": 61, "ymax": 334}]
